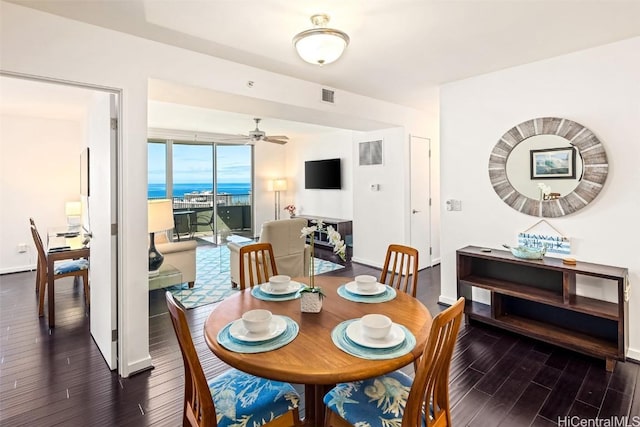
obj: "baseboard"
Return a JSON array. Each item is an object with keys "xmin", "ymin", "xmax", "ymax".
[
  {"xmin": 431, "ymin": 257, "xmax": 441, "ymax": 266},
  {"xmin": 626, "ymin": 348, "xmax": 640, "ymax": 363},
  {"xmin": 350, "ymin": 257, "xmax": 383, "ymax": 270},
  {"xmin": 0, "ymin": 264, "xmax": 36, "ymax": 275},
  {"xmin": 123, "ymin": 355, "xmax": 154, "ymax": 378},
  {"xmin": 438, "ymin": 294, "xmax": 458, "ymax": 306}
]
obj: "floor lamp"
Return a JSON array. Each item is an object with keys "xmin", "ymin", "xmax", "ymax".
[
  {"xmin": 269, "ymin": 178, "xmax": 287, "ymax": 220},
  {"xmin": 148, "ymin": 199, "xmax": 175, "ymax": 275}
]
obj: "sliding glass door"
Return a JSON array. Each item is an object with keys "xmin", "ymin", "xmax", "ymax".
[
  {"xmin": 216, "ymin": 145, "xmax": 253, "ymax": 241},
  {"xmin": 147, "ymin": 139, "xmax": 253, "ymax": 243}
]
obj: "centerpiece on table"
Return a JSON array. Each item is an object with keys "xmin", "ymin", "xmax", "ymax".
[{"xmin": 299, "ymin": 219, "xmax": 346, "ymax": 312}]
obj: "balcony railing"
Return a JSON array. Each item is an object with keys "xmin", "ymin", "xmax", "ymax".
[{"xmin": 171, "ymin": 192, "xmax": 252, "ymax": 209}]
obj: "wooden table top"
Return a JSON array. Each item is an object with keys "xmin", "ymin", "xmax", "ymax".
[{"xmin": 203, "ymin": 275, "xmax": 432, "ymax": 385}]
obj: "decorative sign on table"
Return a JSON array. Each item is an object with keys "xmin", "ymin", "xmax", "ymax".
[{"xmin": 517, "ymin": 219, "xmax": 571, "ymax": 255}]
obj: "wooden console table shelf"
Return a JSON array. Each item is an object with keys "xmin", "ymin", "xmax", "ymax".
[
  {"xmin": 297, "ymin": 215, "xmax": 352, "ymax": 249},
  {"xmin": 457, "ymin": 245, "xmax": 628, "ymax": 371}
]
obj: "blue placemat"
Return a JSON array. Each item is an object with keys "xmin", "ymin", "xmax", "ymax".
[
  {"xmin": 331, "ymin": 319, "xmax": 416, "ymax": 360},
  {"xmin": 251, "ymin": 285, "xmax": 302, "ymax": 302},
  {"xmin": 217, "ymin": 315, "xmax": 299, "ymax": 353},
  {"xmin": 337, "ymin": 284, "xmax": 397, "ymax": 303}
]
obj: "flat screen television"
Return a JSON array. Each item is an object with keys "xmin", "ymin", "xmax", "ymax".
[{"xmin": 305, "ymin": 158, "xmax": 341, "ymax": 189}]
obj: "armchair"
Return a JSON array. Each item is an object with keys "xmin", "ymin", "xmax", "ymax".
[
  {"xmin": 229, "ymin": 218, "xmax": 310, "ymax": 287},
  {"xmin": 154, "ymin": 231, "xmax": 197, "ymax": 288}
]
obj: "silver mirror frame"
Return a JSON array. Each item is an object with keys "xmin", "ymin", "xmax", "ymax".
[{"xmin": 489, "ymin": 117, "xmax": 608, "ymax": 217}]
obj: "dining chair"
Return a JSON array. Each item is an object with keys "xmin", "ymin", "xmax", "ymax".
[
  {"xmin": 29, "ymin": 218, "xmax": 40, "ymax": 293},
  {"xmin": 380, "ymin": 244, "xmax": 419, "ymax": 297},
  {"xmin": 165, "ymin": 292, "xmax": 302, "ymax": 427},
  {"xmin": 30, "ymin": 225, "xmax": 90, "ymax": 317},
  {"xmin": 238, "ymin": 242, "xmax": 278, "ymax": 290},
  {"xmin": 323, "ymin": 297, "xmax": 465, "ymax": 427}
]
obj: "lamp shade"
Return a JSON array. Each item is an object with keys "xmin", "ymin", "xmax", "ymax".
[
  {"xmin": 293, "ymin": 14, "xmax": 349, "ymax": 66},
  {"xmin": 148, "ymin": 199, "xmax": 174, "ymax": 233},
  {"xmin": 65, "ymin": 201, "xmax": 82, "ymax": 216},
  {"xmin": 272, "ymin": 178, "xmax": 288, "ymax": 192}
]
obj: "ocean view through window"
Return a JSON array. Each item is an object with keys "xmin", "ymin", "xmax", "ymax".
[{"xmin": 148, "ymin": 140, "xmax": 253, "ymax": 239}]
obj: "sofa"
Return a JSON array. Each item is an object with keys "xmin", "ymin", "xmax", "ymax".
[
  {"xmin": 228, "ymin": 218, "xmax": 310, "ymax": 287},
  {"xmin": 153, "ymin": 231, "xmax": 197, "ymax": 288}
]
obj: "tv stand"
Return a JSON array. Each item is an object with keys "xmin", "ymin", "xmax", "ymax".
[
  {"xmin": 297, "ymin": 215, "xmax": 352, "ymax": 249},
  {"xmin": 457, "ymin": 245, "xmax": 628, "ymax": 371}
]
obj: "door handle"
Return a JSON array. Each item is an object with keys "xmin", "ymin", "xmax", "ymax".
[{"xmin": 412, "ymin": 209, "xmax": 421, "ymax": 214}]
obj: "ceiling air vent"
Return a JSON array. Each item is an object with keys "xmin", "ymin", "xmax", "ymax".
[{"xmin": 322, "ymin": 88, "xmax": 335, "ymax": 104}]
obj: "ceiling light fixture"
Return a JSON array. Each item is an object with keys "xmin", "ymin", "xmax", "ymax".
[{"xmin": 293, "ymin": 14, "xmax": 350, "ymax": 66}]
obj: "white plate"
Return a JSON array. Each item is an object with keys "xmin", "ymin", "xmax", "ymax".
[
  {"xmin": 344, "ymin": 281, "xmax": 387, "ymax": 296},
  {"xmin": 345, "ymin": 320, "xmax": 405, "ymax": 349},
  {"xmin": 229, "ymin": 315, "xmax": 287, "ymax": 342},
  {"xmin": 259, "ymin": 281, "xmax": 302, "ymax": 295}
]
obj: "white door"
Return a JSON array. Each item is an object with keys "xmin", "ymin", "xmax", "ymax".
[
  {"xmin": 410, "ymin": 136, "xmax": 431, "ymax": 270},
  {"xmin": 88, "ymin": 93, "xmax": 118, "ymax": 369}
]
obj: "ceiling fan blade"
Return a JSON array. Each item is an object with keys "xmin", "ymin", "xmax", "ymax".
[
  {"xmin": 264, "ymin": 137, "xmax": 288, "ymax": 145},
  {"xmin": 266, "ymin": 135, "xmax": 289, "ymax": 140}
]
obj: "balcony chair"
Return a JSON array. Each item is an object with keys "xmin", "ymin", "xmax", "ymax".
[
  {"xmin": 380, "ymin": 244, "xmax": 420, "ymax": 297},
  {"xmin": 323, "ymin": 297, "xmax": 465, "ymax": 427},
  {"xmin": 30, "ymin": 225, "xmax": 89, "ymax": 317},
  {"xmin": 229, "ymin": 218, "xmax": 310, "ymax": 288},
  {"xmin": 237, "ymin": 242, "xmax": 278, "ymax": 290},
  {"xmin": 153, "ymin": 231, "xmax": 197, "ymax": 288},
  {"xmin": 189, "ymin": 209, "xmax": 214, "ymax": 238},
  {"xmin": 165, "ymin": 292, "xmax": 302, "ymax": 427}
]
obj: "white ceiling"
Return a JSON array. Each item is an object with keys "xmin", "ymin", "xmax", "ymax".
[{"xmin": 7, "ymin": 0, "xmax": 640, "ymax": 110}]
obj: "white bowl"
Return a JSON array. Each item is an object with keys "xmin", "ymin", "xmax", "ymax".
[
  {"xmin": 241, "ymin": 309, "xmax": 272, "ymax": 334},
  {"xmin": 355, "ymin": 275, "xmax": 378, "ymax": 292},
  {"xmin": 360, "ymin": 314, "xmax": 392, "ymax": 340},
  {"xmin": 269, "ymin": 275, "xmax": 291, "ymax": 292}
]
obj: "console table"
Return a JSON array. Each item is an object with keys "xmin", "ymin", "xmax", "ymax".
[
  {"xmin": 297, "ymin": 215, "xmax": 353, "ymax": 249},
  {"xmin": 456, "ymin": 245, "xmax": 629, "ymax": 371}
]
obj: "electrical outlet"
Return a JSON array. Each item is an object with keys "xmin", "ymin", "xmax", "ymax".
[{"xmin": 17, "ymin": 243, "xmax": 28, "ymax": 253}]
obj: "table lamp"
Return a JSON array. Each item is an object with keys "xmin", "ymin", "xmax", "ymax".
[
  {"xmin": 148, "ymin": 199, "xmax": 174, "ymax": 275},
  {"xmin": 269, "ymin": 178, "xmax": 287, "ymax": 220},
  {"xmin": 65, "ymin": 201, "xmax": 82, "ymax": 228}
]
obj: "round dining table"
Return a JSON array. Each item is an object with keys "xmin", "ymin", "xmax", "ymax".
[{"xmin": 203, "ymin": 275, "xmax": 432, "ymax": 426}]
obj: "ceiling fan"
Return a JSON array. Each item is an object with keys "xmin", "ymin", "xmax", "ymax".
[{"xmin": 221, "ymin": 118, "xmax": 289, "ymax": 145}]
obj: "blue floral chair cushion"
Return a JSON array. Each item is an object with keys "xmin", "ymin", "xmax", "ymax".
[
  {"xmin": 209, "ymin": 368, "xmax": 300, "ymax": 427},
  {"xmin": 54, "ymin": 258, "xmax": 89, "ymax": 275},
  {"xmin": 323, "ymin": 370, "xmax": 428, "ymax": 427}
]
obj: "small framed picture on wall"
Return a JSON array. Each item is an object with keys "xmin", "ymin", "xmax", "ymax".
[{"xmin": 530, "ymin": 146, "xmax": 576, "ymax": 179}]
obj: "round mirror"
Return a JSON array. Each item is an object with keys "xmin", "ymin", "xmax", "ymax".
[{"xmin": 489, "ymin": 117, "xmax": 607, "ymax": 217}]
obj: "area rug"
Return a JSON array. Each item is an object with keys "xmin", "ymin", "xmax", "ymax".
[{"xmin": 168, "ymin": 245, "xmax": 345, "ymax": 309}]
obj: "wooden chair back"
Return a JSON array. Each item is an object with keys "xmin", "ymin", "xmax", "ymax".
[
  {"xmin": 166, "ymin": 292, "xmax": 218, "ymax": 427},
  {"xmin": 30, "ymin": 224, "xmax": 90, "ymax": 316},
  {"xmin": 380, "ymin": 244, "xmax": 419, "ymax": 297},
  {"xmin": 30, "ymin": 224, "xmax": 48, "ymax": 292},
  {"xmin": 404, "ymin": 297, "xmax": 465, "ymax": 427},
  {"xmin": 29, "ymin": 221, "xmax": 43, "ymax": 293},
  {"xmin": 239, "ymin": 242, "xmax": 278, "ymax": 290}
]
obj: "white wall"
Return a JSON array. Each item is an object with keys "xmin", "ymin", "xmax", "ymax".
[
  {"xmin": 0, "ymin": 1, "xmax": 430, "ymax": 376},
  {"xmin": 440, "ymin": 37, "xmax": 640, "ymax": 357},
  {"xmin": 352, "ymin": 127, "xmax": 407, "ymax": 267},
  {"xmin": 284, "ymin": 130, "xmax": 354, "ymax": 220},
  {"xmin": 0, "ymin": 114, "xmax": 84, "ymax": 273}
]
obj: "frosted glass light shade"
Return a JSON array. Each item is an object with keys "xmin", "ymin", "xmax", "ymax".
[
  {"xmin": 293, "ymin": 14, "xmax": 349, "ymax": 66},
  {"xmin": 294, "ymin": 31, "xmax": 349, "ymax": 65}
]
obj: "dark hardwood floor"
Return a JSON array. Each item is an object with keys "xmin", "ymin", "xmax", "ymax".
[{"xmin": 1, "ymin": 249, "xmax": 638, "ymax": 426}]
